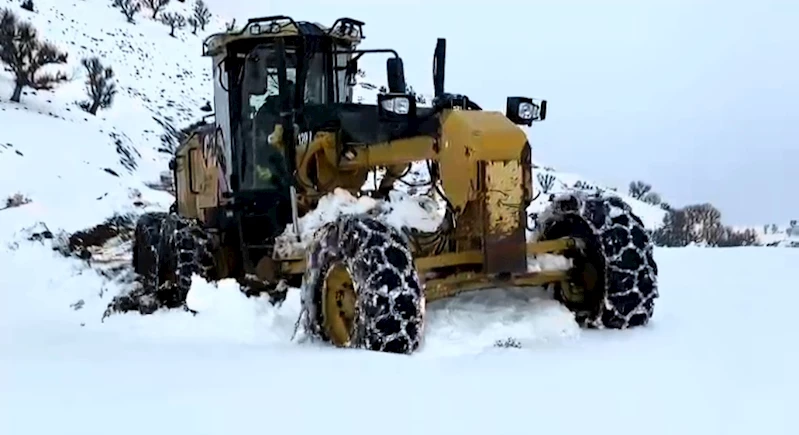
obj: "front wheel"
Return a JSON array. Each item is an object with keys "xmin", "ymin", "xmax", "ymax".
[
  {"xmin": 534, "ymin": 192, "xmax": 659, "ymax": 328},
  {"xmin": 300, "ymin": 214, "xmax": 425, "ymax": 354}
]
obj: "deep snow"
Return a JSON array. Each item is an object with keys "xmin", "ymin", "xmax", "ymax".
[
  {"xmin": 2, "ymin": 248, "xmax": 797, "ymax": 435},
  {"xmin": 1, "ymin": 1, "xmax": 797, "ymax": 434}
]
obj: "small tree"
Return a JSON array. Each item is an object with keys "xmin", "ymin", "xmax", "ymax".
[
  {"xmin": 628, "ymin": 180, "xmax": 652, "ymax": 200},
  {"xmin": 161, "ymin": 12, "xmax": 186, "ymax": 37},
  {"xmin": 641, "ymin": 191, "xmax": 662, "ymax": 206},
  {"xmin": 652, "ymin": 208, "xmax": 692, "ymax": 247},
  {"xmin": 112, "ymin": 0, "xmax": 141, "ymax": 24},
  {"xmin": 142, "ymin": 0, "xmax": 170, "ymax": 20},
  {"xmin": 20, "ymin": 0, "xmax": 35, "ymax": 12},
  {"xmin": 537, "ymin": 173, "xmax": 555, "ymax": 194},
  {"xmin": 193, "ymin": 0, "xmax": 211, "ymax": 30},
  {"xmin": 79, "ymin": 57, "xmax": 116, "ymax": 115},
  {"xmin": 406, "ymin": 84, "xmax": 426, "ymax": 105},
  {"xmin": 3, "ymin": 192, "xmax": 31, "ymax": 209},
  {"xmin": 0, "ymin": 9, "xmax": 69, "ymax": 103},
  {"xmin": 187, "ymin": 16, "xmax": 199, "ymax": 34}
]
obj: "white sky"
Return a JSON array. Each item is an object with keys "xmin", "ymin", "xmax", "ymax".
[{"xmin": 205, "ymin": 0, "xmax": 798, "ymax": 226}]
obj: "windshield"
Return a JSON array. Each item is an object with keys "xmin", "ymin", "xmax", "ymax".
[{"xmin": 237, "ymin": 44, "xmax": 327, "ymax": 191}]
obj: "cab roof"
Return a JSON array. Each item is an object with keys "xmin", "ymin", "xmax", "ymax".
[{"xmin": 203, "ymin": 16, "xmax": 365, "ymax": 57}]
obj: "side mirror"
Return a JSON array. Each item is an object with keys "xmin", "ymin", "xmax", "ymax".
[
  {"xmin": 345, "ymin": 58, "xmax": 358, "ymax": 86},
  {"xmin": 386, "ymin": 57, "xmax": 406, "ymax": 93}
]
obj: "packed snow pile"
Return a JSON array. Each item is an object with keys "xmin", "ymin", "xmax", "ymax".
[{"xmin": 274, "ymin": 188, "xmax": 445, "ymax": 258}]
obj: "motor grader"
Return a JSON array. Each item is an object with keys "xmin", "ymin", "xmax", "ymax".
[{"xmin": 113, "ymin": 15, "xmax": 659, "ymax": 354}]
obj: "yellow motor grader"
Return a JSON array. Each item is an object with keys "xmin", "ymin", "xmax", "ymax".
[{"xmin": 112, "ymin": 16, "xmax": 659, "ymax": 354}]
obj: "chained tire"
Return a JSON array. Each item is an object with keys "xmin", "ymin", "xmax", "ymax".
[
  {"xmin": 108, "ymin": 213, "xmax": 212, "ymax": 316},
  {"xmin": 534, "ymin": 192, "xmax": 659, "ymax": 328},
  {"xmin": 300, "ymin": 214, "xmax": 425, "ymax": 354},
  {"xmin": 132, "ymin": 211, "xmax": 167, "ymax": 278}
]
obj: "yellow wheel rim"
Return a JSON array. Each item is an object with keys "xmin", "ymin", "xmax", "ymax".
[
  {"xmin": 561, "ymin": 256, "xmax": 600, "ymax": 304},
  {"xmin": 322, "ymin": 263, "xmax": 357, "ymax": 347}
]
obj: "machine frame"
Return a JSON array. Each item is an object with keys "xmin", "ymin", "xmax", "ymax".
[{"xmin": 116, "ymin": 15, "xmax": 658, "ymax": 354}]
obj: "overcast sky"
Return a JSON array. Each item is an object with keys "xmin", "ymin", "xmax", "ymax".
[{"xmin": 205, "ymin": 0, "xmax": 798, "ymax": 226}]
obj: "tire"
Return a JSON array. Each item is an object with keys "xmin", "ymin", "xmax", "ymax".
[
  {"xmin": 158, "ymin": 216, "xmax": 214, "ymax": 309},
  {"xmin": 108, "ymin": 214, "xmax": 212, "ymax": 316},
  {"xmin": 534, "ymin": 192, "xmax": 659, "ymax": 328},
  {"xmin": 300, "ymin": 214, "xmax": 425, "ymax": 354},
  {"xmin": 132, "ymin": 211, "xmax": 167, "ymax": 277}
]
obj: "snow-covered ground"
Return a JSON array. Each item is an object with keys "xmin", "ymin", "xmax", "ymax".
[
  {"xmin": 3, "ymin": 247, "xmax": 796, "ymax": 435},
  {"xmin": 1, "ymin": 1, "xmax": 797, "ymax": 434}
]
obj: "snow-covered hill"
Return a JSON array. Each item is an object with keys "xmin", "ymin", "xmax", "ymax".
[
  {"xmin": 0, "ymin": 0, "xmax": 229, "ymax": 237},
  {"xmin": 1, "ymin": 2, "xmax": 795, "ymax": 434}
]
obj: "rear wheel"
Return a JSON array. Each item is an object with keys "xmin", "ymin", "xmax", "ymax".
[
  {"xmin": 534, "ymin": 192, "xmax": 659, "ymax": 328},
  {"xmin": 107, "ymin": 214, "xmax": 213, "ymax": 316},
  {"xmin": 131, "ymin": 211, "xmax": 167, "ymax": 296},
  {"xmin": 161, "ymin": 217, "xmax": 214, "ymax": 308},
  {"xmin": 300, "ymin": 214, "xmax": 425, "ymax": 354}
]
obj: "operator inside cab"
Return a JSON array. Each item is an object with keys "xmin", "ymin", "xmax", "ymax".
[{"xmin": 240, "ymin": 43, "xmax": 326, "ymax": 192}]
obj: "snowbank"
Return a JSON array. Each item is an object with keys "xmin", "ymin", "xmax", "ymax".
[{"xmin": 274, "ymin": 188, "xmax": 445, "ymax": 258}]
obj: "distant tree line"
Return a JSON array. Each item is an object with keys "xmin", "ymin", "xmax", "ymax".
[
  {"xmin": 624, "ymin": 180, "xmax": 760, "ymax": 247},
  {"xmin": 111, "ymin": 0, "xmax": 211, "ymax": 36}
]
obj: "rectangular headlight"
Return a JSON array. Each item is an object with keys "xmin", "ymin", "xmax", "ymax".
[
  {"xmin": 506, "ymin": 96, "xmax": 546, "ymax": 126},
  {"xmin": 380, "ymin": 96, "xmax": 410, "ymax": 114},
  {"xmin": 377, "ymin": 93, "xmax": 416, "ymax": 121},
  {"xmin": 517, "ymin": 102, "xmax": 537, "ymax": 120}
]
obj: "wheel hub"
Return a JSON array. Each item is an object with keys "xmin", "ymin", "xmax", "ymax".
[
  {"xmin": 322, "ymin": 263, "xmax": 357, "ymax": 347},
  {"xmin": 560, "ymin": 238, "xmax": 602, "ymax": 306}
]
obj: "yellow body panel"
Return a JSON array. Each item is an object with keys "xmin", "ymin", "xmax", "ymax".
[{"xmin": 174, "ymin": 129, "xmax": 222, "ymax": 223}]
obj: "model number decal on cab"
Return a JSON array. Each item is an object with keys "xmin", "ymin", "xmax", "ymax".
[{"xmin": 297, "ymin": 131, "xmax": 313, "ymax": 147}]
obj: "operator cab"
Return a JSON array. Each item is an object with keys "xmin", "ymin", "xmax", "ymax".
[
  {"xmin": 211, "ymin": 18, "xmax": 359, "ymax": 194},
  {"xmin": 203, "ymin": 16, "xmax": 446, "ymax": 197}
]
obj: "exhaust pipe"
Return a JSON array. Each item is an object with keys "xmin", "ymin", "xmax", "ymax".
[{"xmin": 433, "ymin": 38, "xmax": 446, "ymax": 97}]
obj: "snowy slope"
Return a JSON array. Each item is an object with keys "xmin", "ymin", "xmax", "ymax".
[
  {"xmin": 2, "ymin": 2, "xmax": 795, "ymax": 434},
  {"xmin": 528, "ymin": 164, "xmax": 667, "ymax": 229},
  {"xmin": 750, "ymin": 224, "xmax": 799, "ymax": 247},
  {"xmin": 0, "ymin": 0, "xmax": 226, "ymax": 238}
]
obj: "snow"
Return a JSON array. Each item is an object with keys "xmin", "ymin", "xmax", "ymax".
[
  {"xmin": 274, "ymin": 187, "xmax": 445, "ymax": 258},
  {"xmin": 529, "ymin": 165, "xmax": 668, "ymax": 229},
  {"xmin": 3, "ymin": 247, "xmax": 797, "ymax": 434},
  {"xmin": 1, "ymin": 1, "xmax": 797, "ymax": 434}
]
